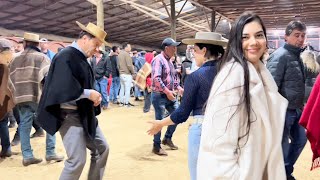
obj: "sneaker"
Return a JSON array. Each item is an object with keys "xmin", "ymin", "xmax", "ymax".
[
  {"xmin": 152, "ymin": 147, "xmax": 168, "ymax": 156},
  {"xmin": 22, "ymin": 157, "xmax": 43, "ymax": 166},
  {"xmin": 162, "ymin": 138, "xmax": 178, "ymax": 150},
  {"xmin": 128, "ymin": 102, "xmax": 135, "ymax": 106},
  {"xmin": 30, "ymin": 129, "xmax": 45, "ymax": 138}
]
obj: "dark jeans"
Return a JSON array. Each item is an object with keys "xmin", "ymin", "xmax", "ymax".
[
  {"xmin": 143, "ymin": 89, "xmax": 151, "ymax": 112},
  {"xmin": 282, "ymin": 108, "xmax": 307, "ymax": 176},
  {"xmin": 0, "ymin": 114, "xmax": 10, "ymax": 153},
  {"xmin": 151, "ymin": 92, "xmax": 179, "ymax": 148}
]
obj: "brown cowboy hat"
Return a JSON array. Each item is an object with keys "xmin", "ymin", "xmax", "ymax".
[
  {"xmin": 76, "ymin": 21, "xmax": 112, "ymax": 47},
  {"xmin": 23, "ymin": 32, "xmax": 42, "ymax": 43}
]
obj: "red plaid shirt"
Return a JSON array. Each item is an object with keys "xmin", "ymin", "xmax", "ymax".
[{"xmin": 151, "ymin": 52, "xmax": 180, "ymax": 94}]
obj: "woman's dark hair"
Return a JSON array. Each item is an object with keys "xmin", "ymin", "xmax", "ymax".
[
  {"xmin": 219, "ymin": 12, "xmax": 267, "ymax": 145},
  {"xmin": 195, "ymin": 43, "xmax": 225, "ymax": 59}
]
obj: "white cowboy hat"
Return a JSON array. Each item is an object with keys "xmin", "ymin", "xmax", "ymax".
[
  {"xmin": 76, "ymin": 21, "xmax": 112, "ymax": 47},
  {"xmin": 23, "ymin": 32, "xmax": 41, "ymax": 43},
  {"xmin": 182, "ymin": 32, "xmax": 228, "ymax": 47}
]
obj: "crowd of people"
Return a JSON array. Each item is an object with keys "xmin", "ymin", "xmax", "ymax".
[{"xmin": 1, "ymin": 10, "xmax": 320, "ymax": 180}]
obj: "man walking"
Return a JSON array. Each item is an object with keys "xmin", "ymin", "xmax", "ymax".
[
  {"xmin": 267, "ymin": 20, "xmax": 307, "ymax": 180},
  {"xmin": 151, "ymin": 38, "xmax": 183, "ymax": 156},
  {"xmin": 9, "ymin": 32, "xmax": 63, "ymax": 166},
  {"xmin": 37, "ymin": 21, "xmax": 110, "ymax": 180}
]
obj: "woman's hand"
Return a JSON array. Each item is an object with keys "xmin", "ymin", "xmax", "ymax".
[{"xmin": 147, "ymin": 120, "xmax": 163, "ymax": 135}]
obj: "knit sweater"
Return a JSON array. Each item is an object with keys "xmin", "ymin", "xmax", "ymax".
[{"xmin": 9, "ymin": 47, "xmax": 50, "ymax": 104}]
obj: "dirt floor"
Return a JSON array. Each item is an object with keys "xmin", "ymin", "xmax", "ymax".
[{"xmin": 0, "ymin": 99, "xmax": 319, "ymax": 180}]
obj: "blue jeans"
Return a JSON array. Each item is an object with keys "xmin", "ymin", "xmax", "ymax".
[
  {"xmin": 151, "ymin": 92, "xmax": 179, "ymax": 148},
  {"xmin": 188, "ymin": 123, "xmax": 202, "ymax": 180},
  {"xmin": 282, "ymin": 109, "xmax": 307, "ymax": 176},
  {"xmin": 110, "ymin": 76, "xmax": 120, "ymax": 102},
  {"xmin": 0, "ymin": 115, "xmax": 10, "ymax": 153},
  {"xmin": 134, "ymin": 85, "xmax": 141, "ymax": 98},
  {"xmin": 17, "ymin": 102, "xmax": 56, "ymax": 159},
  {"xmin": 95, "ymin": 78, "xmax": 109, "ymax": 107},
  {"xmin": 143, "ymin": 89, "xmax": 151, "ymax": 112},
  {"xmin": 120, "ymin": 74, "xmax": 132, "ymax": 104}
]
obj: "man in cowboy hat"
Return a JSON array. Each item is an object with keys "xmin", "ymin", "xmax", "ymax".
[
  {"xmin": 9, "ymin": 32, "xmax": 64, "ymax": 166},
  {"xmin": 37, "ymin": 21, "xmax": 111, "ymax": 180},
  {"xmin": 150, "ymin": 37, "xmax": 184, "ymax": 156}
]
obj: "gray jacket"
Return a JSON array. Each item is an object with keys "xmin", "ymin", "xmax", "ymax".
[{"xmin": 266, "ymin": 43, "xmax": 305, "ymax": 109}]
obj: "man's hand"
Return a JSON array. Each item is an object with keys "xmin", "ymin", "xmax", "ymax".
[
  {"xmin": 89, "ymin": 90, "xmax": 102, "ymax": 106},
  {"xmin": 165, "ymin": 91, "xmax": 175, "ymax": 101}
]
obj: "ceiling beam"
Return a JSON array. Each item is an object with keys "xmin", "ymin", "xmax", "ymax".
[
  {"xmin": 120, "ymin": 0, "xmax": 209, "ymax": 31},
  {"xmin": 86, "ymin": 0, "xmax": 97, "ymax": 6}
]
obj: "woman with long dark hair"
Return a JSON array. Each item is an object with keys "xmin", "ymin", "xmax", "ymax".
[
  {"xmin": 197, "ymin": 12, "xmax": 288, "ymax": 179},
  {"xmin": 147, "ymin": 32, "xmax": 227, "ymax": 180}
]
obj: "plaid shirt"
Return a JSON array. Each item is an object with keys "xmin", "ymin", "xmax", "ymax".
[{"xmin": 151, "ymin": 52, "xmax": 180, "ymax": 94}]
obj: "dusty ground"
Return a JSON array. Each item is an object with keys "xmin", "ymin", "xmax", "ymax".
[{"xmin": 0, "ymin": 99, "xmax": 319, "ymax": 180}]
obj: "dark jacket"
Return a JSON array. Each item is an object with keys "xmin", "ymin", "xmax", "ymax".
[
  {"xmin": 181, "ymin": 59, "xmax": 192, "ymax": 86},
  {"xmin": 91, "ymin": 53, "xmax": 110, "ymax": 80},
  {"xmin": 266, "ymin": 43, "xmax": 305, "ymax": 109},
  {"xmin": 37, "ymin": 47, "xmax": 100, "ymax": 140},
  {"xmin": 170, "ymin": 60, "xmax": 218, "ymax": 124},
  {"xmin": 109, "ymin": 54, "xmax": 119, "ymax": 77}
]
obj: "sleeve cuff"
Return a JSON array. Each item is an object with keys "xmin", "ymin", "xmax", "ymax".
[{"xmin": 83, "ymin": 89, "xmax": 91, "ymax": 98}]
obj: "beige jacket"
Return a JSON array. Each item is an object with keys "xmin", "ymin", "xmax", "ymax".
[
  {"xmin": 198, "ymin": 60, "xmax": 288, "ymax": 180},
  {"xmin": 118, "ymin": 50, "xmax": 134, "ymax": 75}
]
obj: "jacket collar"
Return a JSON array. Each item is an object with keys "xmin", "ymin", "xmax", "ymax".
[
  {"xmin": 283, "ymin": 43, "xmax": 302, "ymax": 56},
  {"xmin": 202, "ymin": 60, "xmax": 218, "ymax": 67}
]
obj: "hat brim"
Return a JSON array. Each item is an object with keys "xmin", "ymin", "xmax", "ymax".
[
  {"xmin": 182, "ymin": 39, "xmax": 228, "ymax": 47},
  {"xmin": 23, "ymin": 38, "xmax": 39, "ymax": 43},
  {"xmin": 76, "ymin": 21, "xmax": 112, "ymax": 47},
  {"xmin": 172, "ymin": 42, "xmax": 181, "ymax": 47}
]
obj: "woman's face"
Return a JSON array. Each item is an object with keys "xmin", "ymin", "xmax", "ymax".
[
  {"xmin": 242, "ymin": 21, "xmax": 267, "ymax": 66},
  {"xmin": 193, "ymin": 45, "xmax": 206, "ymax": 67}
]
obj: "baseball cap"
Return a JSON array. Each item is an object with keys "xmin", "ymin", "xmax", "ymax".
[
  {"xmin": 161, "ymin": 38, "xmax": 181, "ymax": 49},
  {"xmin": 0, "ymin": 39, "xmax": 12, "ymax": 53}
]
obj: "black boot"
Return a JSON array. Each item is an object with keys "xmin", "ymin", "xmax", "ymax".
[
  {"xmin": 162, "ymin": 138, "xmax": 178, "ymax": 150},
  {"xmin": 11, "ymin": 132, "xmax": 20, "ymax": 146}
]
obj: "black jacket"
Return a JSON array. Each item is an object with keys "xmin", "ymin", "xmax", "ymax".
[
  {"xmin": 267, "ymin": 43, "xmax": 305, "ymax": 109},
  {"xmin": 181, "ymin": 59, "xmax": 192, "ymax": 86},
  {"xmin": 37, "ymin": 47, "xmax": 100, "ymax": 140},
  {"xmin": 91, "ymin": 54, "xmax": 111, "ymax": 80},
  {"xmin": 109, "ymin": 54, "xmax": 119, "ymax": 77}
]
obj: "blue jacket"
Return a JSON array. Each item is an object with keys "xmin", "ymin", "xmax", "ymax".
[{"xmin": 170, "ymin": 60, "xmax": 218, "ymax": 124}]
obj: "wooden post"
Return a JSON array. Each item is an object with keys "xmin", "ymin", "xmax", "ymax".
[
  {"xmin": 211, "ymin": 11, "xmax": 216, "ymax": 32},
  {"xmin": 170, "ymin": 0, "xmax": 176, "ymax": 40},
  {"xmin": 96, "ymin": 0, "xmax": 104, "ymax": 29}
]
